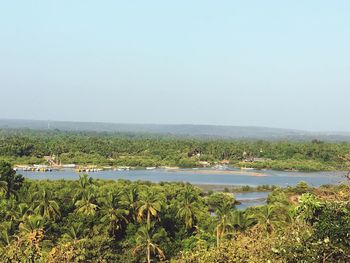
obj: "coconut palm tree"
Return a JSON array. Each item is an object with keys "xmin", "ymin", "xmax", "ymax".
[
  {"xmin": 176, "ymin": 185, "xmax": 199, "ymax": 230},
  {"xmin": 0, "ymin": 161, "xmax": 24, "ymax": 199},
  {"xmin": 62, "ymin": 222, "xmax": 87, "ymax": 242},
  {"xmin": 137, "ymin": 188, "xmax": 162, "ymax": 227},
  {"xmin": 19, "ymin": 214, "xmax": 45, "ymax": 234},
  {"xmin": 214, "ymin": 200, "xmax": 235, "ymax": 247},
  {"xmin": 100, "ymin": 192, "xmax": 129, "ymax": 237},
  {"xmin": 122, "ymin": 185, "xmax": 139, "ymax": 223},
  {"xmin": 133, "ymin": 223, "xmax": 165, "ymax": 263},
  {"xmin": 75, "ymin": 192, "xmax": 98, "ymax": 216},
  {"xmin": 32, "ymin": 189, "xmax": 60, "ymax": 220},
  {"xmin": 232, "ymin": 210, "xmax": 255, "ymax": 231},
  {"xmin": 18, "ymin": 215, "xmax": 45, "ymax": 263},
  {"xmin": 79, "ymin": 173, "xmax": 93, "ymax": 188},
  {"xmin": 3, "ymin": 199, "xmax": 30, "ymax": 223},
  {"xmin": 74, "ymin": 174, "xmax": 94, "ymax": 201},
  {"xmin": 252, "ymin": 204, "xmax": 284, "ymax": 234}
]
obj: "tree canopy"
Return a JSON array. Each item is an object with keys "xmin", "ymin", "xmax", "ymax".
[{"xmin": 0, "ymin": 161, "xmax": 350, "ymax": 262}]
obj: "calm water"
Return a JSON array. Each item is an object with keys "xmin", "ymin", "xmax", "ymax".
[
  {"xmin": 20, "ymin": 168, "xmax": 344, "ymax": 187},
  {"xmin": 234, "ymin": 192, "xmax": 270, "ymax": 210}
]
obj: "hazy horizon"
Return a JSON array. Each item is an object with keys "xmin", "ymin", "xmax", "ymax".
[
  {"xmin": 2, "ymin": 117, "xmax": 350, "ymax": 134},
  {"xmin": 1, "ymin": 1, "xmax": 350, "ymax": 131}
]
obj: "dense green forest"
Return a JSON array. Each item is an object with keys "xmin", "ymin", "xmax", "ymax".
[
  {"xmin": 1, "ymin": 129, "xmax": 350, "ymax": 171},
  {"xmin": 0, "ymin": 160, "xmax": 350, "ymax": 262}
]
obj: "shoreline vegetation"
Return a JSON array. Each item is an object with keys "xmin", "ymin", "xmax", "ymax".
[
  {"xmin": 6, "ymin": 157, "xmax": 339, "ymax": 172},
  {"xmin": 194, "ymin": 183, "xmax": 277, "ymax": 193},
  {"xmin": 15, "ymin": 166, "xmax": 269, "ymax": 176},
  {"xmin": 1, "ymin": 129, "xmax": 350, "ymax": 172},
  {"xmin": 3, "ymin": 156, "xmax": 343, "ymax": 172}
]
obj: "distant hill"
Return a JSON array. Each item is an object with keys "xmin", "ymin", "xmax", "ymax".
[{"xmin": 1, "ymin": 118, "xmax": 350, "ymax": 141}]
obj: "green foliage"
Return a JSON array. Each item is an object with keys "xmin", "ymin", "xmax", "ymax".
[
  {"xmin": 0, "ymin": 161, "xmax": 350, "ymax": 262},
  {"xmin": 294, "ymin": 193, "xmax": 322, "ymax": 222},
  {"xmin": 1, "ymin": 129, "xmax": 349, "ymax": 170},
  {"xmin": 0, "ymin": 161, "xmax": 24, "ymax": 199},
  {"xmin": 207, "ymin": 192, "xmax": 235, "ymax": 211},
  {"xmin": 314, "ymin": 202, "xmax": 350, "ymax": 248}
]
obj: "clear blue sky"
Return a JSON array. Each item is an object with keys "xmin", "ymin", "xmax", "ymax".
[{"xmin": 1, "ymin": 1, "xmax": 349, "ymax": 131}]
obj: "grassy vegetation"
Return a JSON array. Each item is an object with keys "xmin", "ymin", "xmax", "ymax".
[
  {"xmin": 1, "ymin": 161, "xmax": 350, "ymax": 262},
  {"xmin": 237, "ymin": 159, "xmax": 338, "ymax": 171}
]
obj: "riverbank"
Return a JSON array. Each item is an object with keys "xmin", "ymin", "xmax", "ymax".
[
  {"xmin": 236, "ymin": 159, "xmax": 338, "ymax": 172},
  {"xmin": 10, "ymin": 159, "xmax": 345, "ymax": 174},
  {"xmin": 194, "ymin": 183, "xmax": 275, "ymax": 192}
]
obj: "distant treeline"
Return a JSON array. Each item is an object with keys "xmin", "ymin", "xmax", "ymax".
[{"xmin": 0, "ymin": 129, "xmax": 349, "ymax": 171}]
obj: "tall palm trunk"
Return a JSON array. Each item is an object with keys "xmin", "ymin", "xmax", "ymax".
[
  {"xmin": 147, "ymin": 240, "xmax": 151, "ymax": 263},
  {"xmin": 216, "ymin": 226, "xmax": 220, "ymax": 247},
  {"xmin": 147, "ymin": 209, "xmax": 151, "ymax": 227}
]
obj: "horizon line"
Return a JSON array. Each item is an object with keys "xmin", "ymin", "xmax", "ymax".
[{"xmin": 1, "ymin": 117, "xmax": 350, "ymax": 134}]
